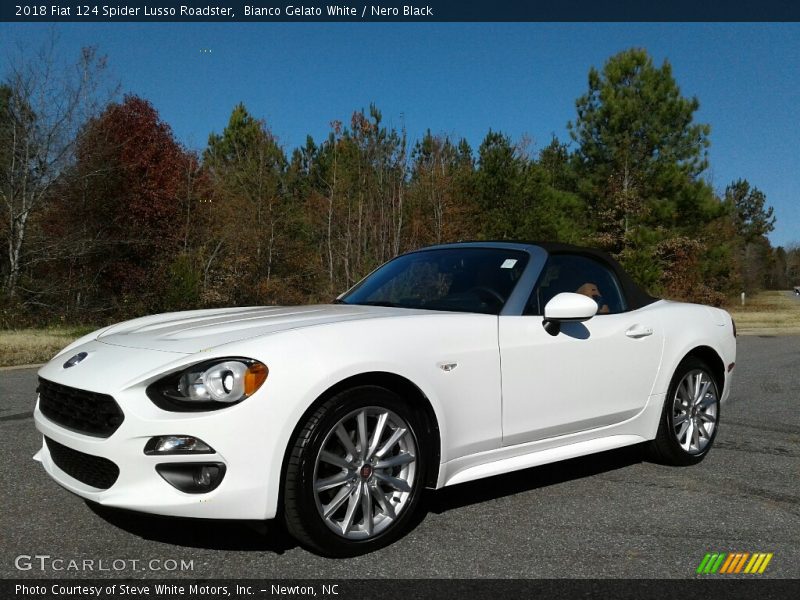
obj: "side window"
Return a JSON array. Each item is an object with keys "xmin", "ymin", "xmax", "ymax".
[{"xmin": 526, "ymin": 254, "xmax": 628, "ymax": 316}]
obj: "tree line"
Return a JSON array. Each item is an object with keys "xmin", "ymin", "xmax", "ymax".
[{"xmin": 1, "ymin": 45, "xmax": 794, "ymax": 327}]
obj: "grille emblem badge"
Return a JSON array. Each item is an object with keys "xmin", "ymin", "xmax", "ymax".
[{"xmin": 63, "ymin": 352, "xmax": 88, "ymax": 369}]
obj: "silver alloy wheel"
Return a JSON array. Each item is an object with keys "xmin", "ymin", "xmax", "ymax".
[
  {"xmin": 671, "ymin": 369, "xmax": 718, "ymax": 454},
  {"xmin": 312, "ymin": 406, "xmax": 417, "ymax": 540}
]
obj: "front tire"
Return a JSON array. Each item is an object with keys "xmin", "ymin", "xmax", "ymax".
[
  {"xmin": 648, "ymin": 357, "xmax": 721, "ymax": 465},
  {"xmin": 283, "ymin": 386, "xmax": 426, "ymax": 556}
]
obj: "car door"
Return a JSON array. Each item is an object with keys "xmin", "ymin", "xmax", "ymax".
[{"xmin": 499, "ymin": 253, "xmax": 664, "ymax": 447}]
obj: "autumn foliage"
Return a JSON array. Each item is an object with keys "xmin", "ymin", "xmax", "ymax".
[
  {"xmin": 1, "ymin": 48, "xmax": 793, "ymax": 327},
  {"xmin": 42, "ymin": 96, "xmax": 202, "ymax": 316}
]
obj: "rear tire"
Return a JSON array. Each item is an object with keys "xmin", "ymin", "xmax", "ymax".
[
  {"xmin": 648, "ymin": 357, "xmax": 720, "ymax": 466},
  {"xmin": 283, "ymin": 386, "xmax": 426, "ymax": 556}
]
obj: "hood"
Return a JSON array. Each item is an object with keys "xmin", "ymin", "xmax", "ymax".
[{"xmin": 96, "ymin": 304, "xmax": 427, "ymax": 354}]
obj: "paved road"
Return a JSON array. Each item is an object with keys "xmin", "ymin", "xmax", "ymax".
[{"xmin": 1, "ymin": 336, "xmax": 798, "ymax": 578}]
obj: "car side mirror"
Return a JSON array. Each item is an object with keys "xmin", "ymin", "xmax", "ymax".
[{"xmin": 542, "ymin": 292, "xmax": 598, "ymax": 336}]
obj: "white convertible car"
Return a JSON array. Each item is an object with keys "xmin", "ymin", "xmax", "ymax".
[{"xmin": 33, "ymin": 242, "xmax": 736, "ymax": 556}]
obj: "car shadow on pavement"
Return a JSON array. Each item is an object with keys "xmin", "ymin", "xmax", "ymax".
[
  {"xmin": 86, "ymin": 444, "xmax": 645, "ymax": 555},
  {"xmin": 423, "ymin": 444, "xmax": 646, "ymax": 515},
  {"xmin": 86, "ymin": 502, "xmax": 298, "ymax": 553}
]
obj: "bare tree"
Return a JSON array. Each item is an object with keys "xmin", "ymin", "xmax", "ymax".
[{"xmin": 0, "ymin": 35, "xmax": 114, "ymax": 299}]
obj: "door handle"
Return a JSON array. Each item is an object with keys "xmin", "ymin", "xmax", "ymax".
[{"xmin": 626, "ymin": 325, "xmax": 654, "ymax": 338}]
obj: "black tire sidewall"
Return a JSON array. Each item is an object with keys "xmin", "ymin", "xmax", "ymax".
[
  {"xmin": 288, "ymin": 386, "xmax": 427, "ymax": 556},
  {"xmin": 660, "ymin": 357, "xmax": 721, "ymax": 463}
]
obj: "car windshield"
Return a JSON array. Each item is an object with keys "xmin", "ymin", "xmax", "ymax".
[{"xmin": 339, "ymin": 247, "xmax": 529, "ymax": 314}]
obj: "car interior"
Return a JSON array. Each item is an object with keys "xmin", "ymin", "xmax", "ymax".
[{"xmin": 526, "ymin": 254, "xmax": 627, "ymax": 316}]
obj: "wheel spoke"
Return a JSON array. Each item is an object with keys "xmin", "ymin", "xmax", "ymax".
[
  {"xmin": 680, "ymin": 421, "xmax": 693, "ymax": 450},
  {"xmin": 698, "ymin": 411, "xmax": 716, "ymax": 423},
  {"xmin": 677, "ymin": 385, "xmax": 691, "ymax": 406},
  {"xmin": 375, "ymin": 452, "xmax": 415, "ymax": 470},
  {"xmin": 697, "ymin": 421, "xmax": 710, "ymax": 439},
  {"xmin": 367, "ymin": 412, "xmax": 389, "ymax": 458},
  {"xmin": 695, "ymin": 380, "xmax": 711, "ymax": 405},
  {"xmin": 335, "ymin": 424, "xmax": 358, "ymax": 459},
  {"xmin": 673, "ymin": 413, "xmax": 689, "ymax": 426},
  {"xmin": 676, "ymin": 420, "xmax": 690, "ymax": 441},
  {"xmin": 361, "ymin": 482, "xmax": 373, "ymax": 536},
  {"xmin": 691, "ymin": 421, "xmax": 700, "ymax": 449},
  {"xmin": 315, "ymin": 471, "xmax": 353, "ymax": 492},
  {"xmin": 375, "ymin": 471, "xmax": 412, "ymax": 493},
  {"xmin": 681, "ymin": 378, "xmax": 693, "ymax": 403},
  {"xmin": 697, "ymin": 394, "xmax": 716, "ymax": 410},
  {"xmin": 319, "ymin": 450, "xmax": 354, "ymax": 470},
  {"xmin": 322, "ymin": 484, "xmax": 352, "ymax": 518},
  {"xmin": 375, "ymin": 427, "xmax": 407, "ymax": 459},
  {"xmin": 370, "ymin": 483, "xmax": 396, "ymax": 519},
  {"xmin": 340, "ymin": 482, "xmax": 362, "ymax": 535},
  {"xmin": 356, "ymin": 410, "xmax": 369, "ymax": 461},
  {"xmin": 693, "ymin": 373, "xmax": 702, "ymax": 403}
]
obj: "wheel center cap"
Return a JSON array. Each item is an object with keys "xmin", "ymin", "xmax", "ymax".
[{"xmin": 359, "ymin": 464, "xmax": 373, "ymax": 479}]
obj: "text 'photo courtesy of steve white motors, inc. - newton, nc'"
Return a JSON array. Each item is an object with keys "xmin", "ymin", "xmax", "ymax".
[
  {"xmin": 15, "ymin": 4, "xmax": 434, "ymax": 18},
  {"xmin": 15, "ymin": 583, "xmax": 338, "ymax": 598}
]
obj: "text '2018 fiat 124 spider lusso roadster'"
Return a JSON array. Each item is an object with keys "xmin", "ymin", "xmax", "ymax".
[{"xmin": 33, "ymin": 242, "xmax": 735, "ymax": 556}]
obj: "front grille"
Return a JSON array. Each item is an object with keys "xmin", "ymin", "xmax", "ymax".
[
  {"xmin": 38, "ymin": 378, "xmax": 124, "ymax": 438},
  {"xmin": 45, "ymin": 437, "xmax": 120, "ymax": 489}
]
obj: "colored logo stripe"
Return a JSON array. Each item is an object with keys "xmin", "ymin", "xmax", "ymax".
[
  {"xmin": 696, "ymin": 553, "xmax": 713, "ymax": 573},
  {"xmin": 720, "ymin": 552, "xmax": 748, "ymax": 573},
  {"xmin": 745, "ymin": 553, "xmax": 773, "ymax": 574},
  {"xmin": 697, "ymin": 552, "xmax": 773, "ymax": 574},
  {"xmin": 697, "ymin": 553, "xmax": 726, "ymax": 574},
  {"xmin": 719, "ymin": 553, "xmax": 736, "ymax": 573}
]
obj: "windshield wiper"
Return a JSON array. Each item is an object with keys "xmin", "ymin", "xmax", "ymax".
[{"xmin": 352, "ymin": 301, "xmax": 403, "ymax": 308}]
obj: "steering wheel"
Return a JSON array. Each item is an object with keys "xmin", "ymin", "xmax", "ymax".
[{"xmin": 468, "ymin": 286, "xmax": 506, "ymax": 306}]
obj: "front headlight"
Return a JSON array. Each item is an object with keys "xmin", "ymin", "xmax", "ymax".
[{"xmin": 146, "ymin": 357, "xmax": 268, "ymax": 412}]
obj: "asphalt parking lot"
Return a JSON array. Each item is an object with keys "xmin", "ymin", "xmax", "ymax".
[{"xmin": 1, "ymin": 335, "xmax": 798, "ymax": 579}]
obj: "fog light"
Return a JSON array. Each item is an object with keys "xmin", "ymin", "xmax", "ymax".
[
  {"xmin": 144, "ymin": 435, "xmax": 214, "ymax": 455},
  {"xmin": 156, "ymin": 463, "xmax": 226, "ymax": 493},
  {"xmin": 195, "ymin": 466, "xmax": 213, "ymax": 486}
]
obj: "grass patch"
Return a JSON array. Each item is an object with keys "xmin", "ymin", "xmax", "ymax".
[
  {"xmin": 0, "ymin": 325, "xmax": 97, "ymax": 368},
  {"xmin": 0, "ymin": 292, "xmax": 797, "ymax": 367},
  {"xmin": 727, "ymin": 290, "xmax": 800, "ymax": 335}
]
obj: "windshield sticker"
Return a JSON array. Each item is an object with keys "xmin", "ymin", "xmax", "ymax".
[{"xmin": 500, "ymin": 258, "xmax": 518, "ymax": 269}]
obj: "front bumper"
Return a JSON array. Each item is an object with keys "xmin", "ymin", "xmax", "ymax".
[
  {"xmin": 33, "ymin": 398, "xmax": 277, "ymax": 519},
  {"xmin": 32, "ymin": 333, "xmax": 333, "ymax": 522}
]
